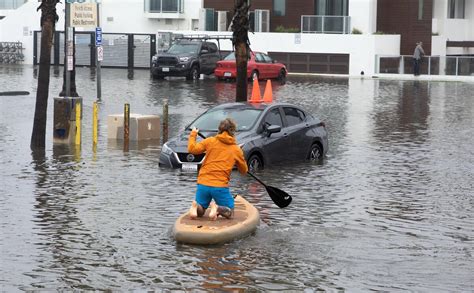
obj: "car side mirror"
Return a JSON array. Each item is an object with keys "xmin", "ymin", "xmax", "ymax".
[{"xmin": 266, "ymin": 124, "xmax": 281, "ymax": 137}]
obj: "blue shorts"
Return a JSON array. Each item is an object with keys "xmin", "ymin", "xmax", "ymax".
[{"xmin": 195, "ymin": 184, "xmax": 234, "ymax": 209}]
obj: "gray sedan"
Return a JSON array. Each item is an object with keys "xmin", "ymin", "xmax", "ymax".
[{"xmin": 158, "ymin": 102, "xmax": 328, "ymax": 171}]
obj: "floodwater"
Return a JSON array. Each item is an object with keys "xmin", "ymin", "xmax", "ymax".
[{"xmin": 1, "ymin": 65, "xmax": 473, "ymax": 291}]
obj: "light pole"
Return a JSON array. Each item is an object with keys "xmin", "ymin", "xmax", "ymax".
[
  {"xmin": 65, "ymin": 0, "xmax": 71, "ymax": 97},
  {"xmin": 96, "ymin": 1, "xmax": 102, "ymax": 101}
]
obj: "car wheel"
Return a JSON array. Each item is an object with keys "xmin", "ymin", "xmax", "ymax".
[
  {"xmin": 186, "ymin": 66, "xmax": 200, "ymax": 80},
  {"xmin": 278, "ymin": 69, "xmax": 286, "ymax": 84},
  {"xmin": 307, "ymin": 143, "xmax": 323, "ymax": 161},
  {"xmin": 248, "ymin": 154, "xmax": 263, "ymax": 172}
]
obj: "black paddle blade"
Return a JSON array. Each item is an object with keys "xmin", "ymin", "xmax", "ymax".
[{"xmin": 265, "ymin": 185, "xmax": 292, "ymax": 208}]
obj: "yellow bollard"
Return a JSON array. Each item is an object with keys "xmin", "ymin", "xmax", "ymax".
[
  {"xmin": 162, "ymin": 99, "xmax": 168, "ymax": 143},
  {"xmin": 75, "ymin": 99, "xmax": 81, "ymax": 146},
  {"xmin": 93, "ymin": 101, "xmax": 98, "ymax": 146},
  {"xmin": 124, "ymin": 103, "xmax": 130, "ymax": 152}
]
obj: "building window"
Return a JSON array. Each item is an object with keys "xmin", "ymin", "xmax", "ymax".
[
  {"xmin": 314, "ymin": 0, "xmax": 348, "ymax": 16},
  {"xmin": 202, "ymin": 8, "xmax": 216, "ymax": 31},
  {"xmin": 273, "ymin": 0, "xmax": 286, "ymax": 16},
  {"xmin": 448, "ymin": 0, "xmax": 465, "ymax": 19},
  {"xmin": 147, "ymin": 0, "xmax": 183, "ymax": 13},
  {"xmin": 418, "ymin": 0, "xmax": 423, "ymax": 20},
  {"xmin": 0, "ymin": 0, "xmax": 26, "ymax": 9}
]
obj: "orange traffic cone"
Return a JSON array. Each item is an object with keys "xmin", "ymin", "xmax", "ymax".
[
  {"xmin": 248, "ymin": 77, "xmax": 262, "ymax": 103},
  {"xmin": 263, "ymin": 79, "xmax": 273, "ymax": 103}
]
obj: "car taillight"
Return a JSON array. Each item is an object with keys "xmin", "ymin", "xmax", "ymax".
[
  {"xmin": 217, "ymin": 63, "xmax": 222, "ymax": 67},
  {"xmin": 319, "ymin": 121, "xmax": 326, "ymax": 128}
]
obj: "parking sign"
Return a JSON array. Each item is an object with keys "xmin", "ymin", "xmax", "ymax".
[{"xmin": 95, "ymin": 27, "xmax": 102, "ymax": 46}]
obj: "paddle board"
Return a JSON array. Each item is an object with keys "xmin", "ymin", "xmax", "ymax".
[{"xmin": 173, "ymin": 195, "xmax": 260, "ymax": 245}]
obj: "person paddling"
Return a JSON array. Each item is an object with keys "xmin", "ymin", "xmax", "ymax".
[{"xmin": 187, "ymin": 118, "xmax": 248, "ymax": 220}]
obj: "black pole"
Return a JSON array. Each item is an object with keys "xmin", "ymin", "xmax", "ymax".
[{"xmin": 128, "ymin": 34, "xmax": 134, "ymax": 70}]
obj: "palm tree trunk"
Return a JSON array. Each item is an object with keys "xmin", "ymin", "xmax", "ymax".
[
  {"xmin": 232, "ymin": 0, "xmax": 250, "ymax": 102},
  {"xmin": 31, "ymin": 0, "xmax": 59, "ymax": 149}
]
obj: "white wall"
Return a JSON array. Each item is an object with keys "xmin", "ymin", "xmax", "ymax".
[
  {"xmin": 464, "ymin": 0, "xmax": 474, "ymax": 40},
  {"xmin": 99, "ymin": 0, "xmax": 201, "ymax": 33},
  {"xmin": 432, "ymin": 0, "xmax": 474, "ymax": 41},
  {"xmin": 431, "ymin": 0, "xmax": 474, "ymax": 55},
  {"xmin": 0, "ymin": 0, "xmax": 202, "ymax": 64},
  {"xmin": 163, "ymin": 30, "xmax": 400, "ymax": 76},
  {"xmin": 0, "ymin": 1, "xmax": 65, "ymax": 64},
  {"xmin": 349, "ymin": 0, "xmax": 377, "ymax": 34},
  {"xmin": 1, "ymin": 0, "xmax": 400, "ymax": 76},
  {"xmin": 432, "ymin": 35, "xmax": 447, "ymax": 56}
]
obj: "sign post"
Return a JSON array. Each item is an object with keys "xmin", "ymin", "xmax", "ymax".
[
  {"xmin": 65, "ymin": 2, "xmax": 71, "ymax": 97},
  {"xmin": 95, "ymin": 10, "xmax": 102, "ymax": 101},
  {"xmin": 66, "ymin": 0, "xmax": 102, "ymax": 100}
]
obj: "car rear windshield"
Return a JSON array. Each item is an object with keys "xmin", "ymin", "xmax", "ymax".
[
  {"xmin": 191, "ymin": 108, "xmax": 263, "ymax": 131},
  {"xmin": 167, "ymin": 43, "xmax": 199, "ymax": 54},
  {"xmin": 224, "ymin": 52, "xmax": 236, "ymax": 60},
  {"xmin": 224, "ymin": 52, "xmax": 251, "ymax": 61}
]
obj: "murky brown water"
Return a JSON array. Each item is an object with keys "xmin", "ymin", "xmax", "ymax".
[{"xmin": 1, "ymin": 65, "xmax": 473, "ymax": 291}]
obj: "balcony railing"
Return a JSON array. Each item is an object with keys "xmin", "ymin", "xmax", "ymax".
[
  {"xmin": 301, "ymin": 15, "xmax": 351, "ymax": 34},
  {"xmin": 144, "ymin": 0, "xmax": 184, "ymax": 14},
  {"xmin": 0, "ymin": 0, "xmax": 26, "ymax": 10},
  {"xmin": 376, "ymin": 55, "xmax": 474, "ymax": 76}
]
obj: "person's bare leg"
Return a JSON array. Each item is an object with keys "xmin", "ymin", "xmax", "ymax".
[
  {"xmin": 208, "ymin": 202, "xmax": 218, "ymax": 220},
  {"xmin": 218, "ymin": 206, "xmax": 234, "ymax": 219},
  {"xmin": 189, "ymin": 201, "xmax": 206, "ymax": 219},
  {"xmin": 197, "ymin": 204, "xmax": 205, "ymax": 217}
]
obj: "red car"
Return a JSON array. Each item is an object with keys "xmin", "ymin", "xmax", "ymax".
[{"xmin": 215, "ymin": 51, "xmax": 287, "ymax": 83}]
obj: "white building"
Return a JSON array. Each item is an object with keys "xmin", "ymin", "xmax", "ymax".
[{"xmin": 0, "ymin": 0, "xmax": 473, "ymax": 77}]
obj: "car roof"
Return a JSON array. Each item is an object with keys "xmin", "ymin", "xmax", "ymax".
[
  {"xmin": 210, "ymin": 102, "xmax": 300, "ymax": 111},
  {"xmin": 174, "ymin": 40, "xmax": 202, "ymax": 45}
]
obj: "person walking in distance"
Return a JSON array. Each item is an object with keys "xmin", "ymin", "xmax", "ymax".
[
  {"xmin": 413, "ymin": 41, "xmax": 425, "ymax": 76},
  {"xmin": 187, "ymin": 118, "xmax": 248, "ymax": 220}
]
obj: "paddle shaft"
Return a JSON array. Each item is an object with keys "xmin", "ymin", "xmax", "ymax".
[{"xmin": 247, "ymin": 171, "xmax": 267, "ymax": 187}]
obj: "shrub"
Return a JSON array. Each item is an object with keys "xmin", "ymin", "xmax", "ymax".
[
  {"xmin": 352, "ymin": 28, "xmax": 362, "ymax": 34},
  {"xmin": 275, "ymin": 25, "xmax": 300, "ymax": 33}
]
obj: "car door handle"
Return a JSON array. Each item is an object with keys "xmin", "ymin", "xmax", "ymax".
[{"xmin": 283, "ymin": 133, "xmax": 288, "ymax": 137}]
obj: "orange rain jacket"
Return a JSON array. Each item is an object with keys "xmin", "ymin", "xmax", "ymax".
[{"xmin": 188, "ymin": 130, "xmax": 248, "ymax": 187}]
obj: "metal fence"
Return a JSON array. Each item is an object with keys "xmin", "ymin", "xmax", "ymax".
[
  {"xmin": 33, "ymin": 31, "xmax": 156, "ymax": 69},
  {"xmin": 301, "ymin": 15, "xmax": 351, "ymax": 34},
  {"xmin": 376, "ymin": 55, "xmax": 474, "ymax": 76},
  {"xmin": 0, "ymin": 41, "xmax": 24, "ymax": 64}
]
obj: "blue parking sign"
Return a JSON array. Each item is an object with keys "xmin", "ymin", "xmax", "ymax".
[{"xmin": 95, "ymin": 27, "xmax": 102, "ymax": 46}]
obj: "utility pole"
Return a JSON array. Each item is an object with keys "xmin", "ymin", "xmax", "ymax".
[
  {"xmin": 65, "ymin": 1, "xmax": 71, "ymax": 97},
  {"xmin": 96, "ymin": 1, "xmax": 102, "ymax": 101},
  {"xmin": 59, "ymin": 0, "xmax": 79, "ymax": 97}
]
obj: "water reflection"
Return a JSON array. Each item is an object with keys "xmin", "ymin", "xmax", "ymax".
[
  {"xmin": 193, "ymin": 246, "xmax": 253, "ymax": 290},
  {"xmin": 30, "ymin": 146, "xmax": 89, "ymax": 289},
  {"xmin": 1, "ymin": 65, "xmax": 473, "ymax": 291}
]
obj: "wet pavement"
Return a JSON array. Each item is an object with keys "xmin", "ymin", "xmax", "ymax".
[{"xmin": 1, "ymin": 64, "xmax": 473, "ymax": 291}]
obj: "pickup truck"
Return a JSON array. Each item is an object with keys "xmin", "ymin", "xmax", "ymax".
[{"xmin": 151, "ymin": 40, "xmax": 221, "ymax": 80}]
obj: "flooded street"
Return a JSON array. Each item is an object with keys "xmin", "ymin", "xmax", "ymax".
[{"xmin": 1, "ymin": 65, "xmax": 473, "ymax": 291}]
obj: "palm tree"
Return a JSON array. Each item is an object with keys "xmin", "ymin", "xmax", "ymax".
[
  {"xmin": 31, "ymin": 0, "xmax": 60, "ymax": 149},
  {"xmin": 231, "ymin": 0, "xmax": 251, "ymax": 102}
]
